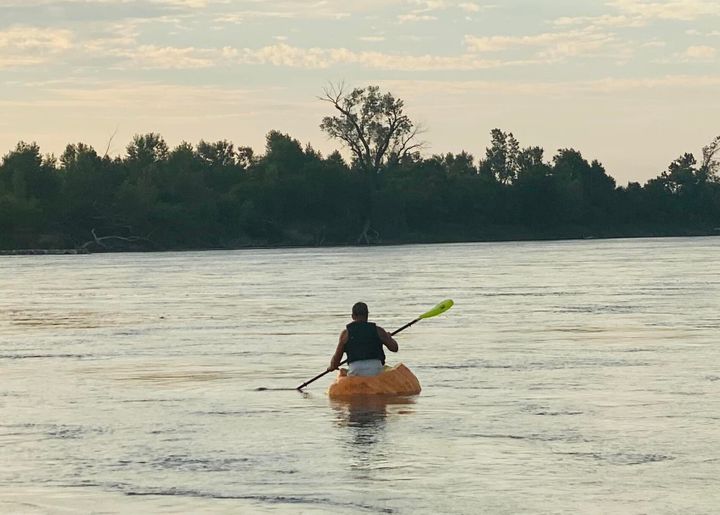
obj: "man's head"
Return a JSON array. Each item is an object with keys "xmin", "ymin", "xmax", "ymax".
[{"xmin": 351, "ymin": 302, "xmax": 369, "ymax": 321}]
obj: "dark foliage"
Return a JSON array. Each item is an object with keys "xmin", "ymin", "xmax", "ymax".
[{"xmin": 1, "ymin": 127, "xmax": 718, "ymax": 251}]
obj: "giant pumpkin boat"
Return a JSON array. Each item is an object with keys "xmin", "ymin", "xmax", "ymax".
[{"xmin": 327, "ymin": 363, "xmax": 421, "ymax": 398}]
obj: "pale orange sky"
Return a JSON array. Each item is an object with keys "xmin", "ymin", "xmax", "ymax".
[{"xmin": 1, "ymin": 0, "xmax": 719, "ymax": 184}]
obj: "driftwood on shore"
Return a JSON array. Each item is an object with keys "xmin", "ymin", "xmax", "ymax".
[
  {"xmin": 80, "ymin": 229, "xmax": 157, "ymax": 252},
  {"xmin": 1, "ymin": 229, "xmax": 156, "ymax": 255}
]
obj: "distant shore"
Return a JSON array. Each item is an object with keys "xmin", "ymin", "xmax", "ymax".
[
  {"xmin": 0, "ymin": 248, "xmax": 90, "ymax": 256},
  {"xmin": 2, "ymin": 131, "xmax": 718, "ymax": 256},
  {"xmin": 3, "ymin": 227, "xmax": 718, "ymax": 255}
]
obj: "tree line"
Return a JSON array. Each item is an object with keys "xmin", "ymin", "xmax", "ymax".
[{"xmin": 1, "ymin": 85, "xmax": 719, "ymax": 252}]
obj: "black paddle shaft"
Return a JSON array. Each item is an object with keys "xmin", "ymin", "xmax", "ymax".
[{"xmin": 295, "ymin": 318, "xmax": 420, "ymax": 391}]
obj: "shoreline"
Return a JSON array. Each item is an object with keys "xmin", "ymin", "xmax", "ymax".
[
  {"xmin": 2, "ymin": 228, "xmax": 718, "ymax": 255},
  {"xmin": 0, "ymin": 248, "xmax": 90, "ymax": 256}
]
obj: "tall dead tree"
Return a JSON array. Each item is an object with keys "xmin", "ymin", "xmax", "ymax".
[{"xmin": 701, "ymin": 135, "xmax": 720, "ymax": 179}]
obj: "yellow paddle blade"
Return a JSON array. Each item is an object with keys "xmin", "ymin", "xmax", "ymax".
[{"xmin": 418, "ymin": 299, "xmax": 454, "ymax": 319}]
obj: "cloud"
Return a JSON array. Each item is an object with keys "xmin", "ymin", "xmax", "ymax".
[
  {"xmin": 562, "ymin": 75, "xmax": 720, "ymax": 92},
  {"xmin": 90, "ymin": 42, "xmax": 529, "ymax": 71},
  {"xmin": 399, "ymin": 0, "xmax": 495, "ymax": 21},
  {"xmin": 0, "ymin": 0, "xmax": 355, "ymax": 28},
  {"xmin": 464, "ymin": 29, "xmax": 617, "ymax": 60},
  {"xmin": 227, "ymin": 42, "xmax": 538, "ymax": 70},
  {"xmin": 641, "ymin": 40, "xmax": 667, "ymax": 48},
  {"xmin": 213, "ymin": 11, "xmax": 300, "ymax": 23},
  {"xmin": 212, "ymin": 0, "xmax": 403, "ymax": 24},
  {"xmin": 397, "ymin": 14, "xmax": 438, "ymax": 22},
  {"xmin": 654, "ymin": 45, "xmax": 718, "ymax": 63},
  {"xmin": 552, "ymin": 14, "xmax": 646, "ymax": 28},
  {"xmin": 0, "ymin": 0, "xmax": 193, "ymax": 27},
  {"xmin": 0, "ymin": 26, "xmax": 74, "ymax": 68},
  {"xmin": 685, "ymin": 30, "xmax": 720, "ymax": 38},
  {"xmin": 607, "ymin": 0, "xmax": 720, "ymax": 21},
  {"xmin": 682, "ymin": 45, "xmax": 717, "ymax": 61},
  {"xmin": 159, "ymin": 0, "xmax": 210, "ymax": 7},
  {"xmin": 2, "ymin": 80, "xmax": 258, "ymax": 112},
  {"xmin": 408, "ymin": 0, "xmax": 448, "ymax": 12},
  {"xmin": 398, "ymin": 0, "xmax": 448, "ymax": 22},
  {"xmin": 0, "ymin": 55, "xmax": 44, "ymax": 68},
  {"xmin": 377, "ymin": 75, "xmax": 720, "ymax": 97},
  {"xmin": 214, "ymin": 10, "xmax": 351, "ymax": 24},
  {"xmin": 2, "ymin": 0, "xmax": 214, "ymax": 6},
  {"xmin": 458, "ymin": 2, "xmax": 481, "ymax": 12},
  {"xmin": 0, "ymin": 26, "xmax": 73, "ymax": 51},
  {"xmin": 359, "ymin": 36, "xmax": 386, "ymax": 42},
  {"xmin": 0, "ymin": 24, "xmax": 548, "ymax": 72},
  {"xmin": 116, "ymin": 45, "xmax": 219, "ymax": 69},
  {"xmin": 406, "ymin": 0, "xmax": 496, "ymax": 13}
]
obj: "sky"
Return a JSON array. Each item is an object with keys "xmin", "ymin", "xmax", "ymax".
[{"xmin": 1, "ymin": 0, "xmax": 719, "ymax": 184}]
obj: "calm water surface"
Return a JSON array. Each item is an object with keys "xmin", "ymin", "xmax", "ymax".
[{"xmin": 1, "ymin": 238, "xmax": 719, "ymax": 513}]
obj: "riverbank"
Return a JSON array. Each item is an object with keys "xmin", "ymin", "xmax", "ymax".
[
  {"xmin": 0, "ymin": 249, "xmax": 90, "ymax": 256},
  {"xmin": 2, "ymin": 225, "xmax": 718, "ymax": 255}
]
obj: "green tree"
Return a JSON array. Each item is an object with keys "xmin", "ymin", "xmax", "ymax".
[
  {"xmin": 126, "ymin": 133, "xmax": 168, "ymax": 166},
  {"xmin": 480, "ymin": 129, "xmax": 520, "ymax": 184},
  {"xmin": 197, "ymin": 139, "xmax": 236, "ymax": 168},
  {"xmin": 551, "ymin": 149, "xmax": 616, "ymax": 225},
  {"xmin": 0, "ymin": 142, "xmax": 60, "ymax": 248},
  {"xmin": 59, "ymin": 143, "xmax": 118, "ymax": 239},
  {"xmin": 517, "ymin": 146, "xmax": 544, "ymax": 176},
  {"xmin": 434, "ymin": 151, "xmax": 477, "ymax": 177},
  {"xmin": 658, "ymin": 153, "xmax": 698, "ymax": 194},
  {"xmin": 0, "ymin": 141, "xmax": 59, "ymax": 201}
]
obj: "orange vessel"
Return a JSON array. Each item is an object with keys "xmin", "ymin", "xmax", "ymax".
[{"xmin": 328, "ymin": 363, "xmax": 422, "ymax": 398}]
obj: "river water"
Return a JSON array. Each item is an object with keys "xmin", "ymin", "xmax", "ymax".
[{"xmin": 1, "ymin": 238, "xmax": 719, "ymax": 514}]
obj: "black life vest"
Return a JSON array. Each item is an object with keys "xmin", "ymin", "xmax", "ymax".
[{"xmin": 345, "ymin": 321, "xmax": 385, "ymax": 364}]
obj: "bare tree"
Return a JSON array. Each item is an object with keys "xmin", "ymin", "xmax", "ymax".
[
  {"xmin": 103, "ymin": 126, "xmax": 119, "ymax": 159},
  {"xmin": 701, "ymin": 135, "xmax": 720, "ymax": 179},
  {"xmin": 319, "ymin": 83, "xmax": 423, "ymax": 175},
  {"xmin": 81, "ymin": 228, "xmax": 156, "ymax": 252}
]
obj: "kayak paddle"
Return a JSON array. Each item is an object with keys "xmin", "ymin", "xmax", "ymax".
[{"xmin": 295, "ymin": 299, "xmax": 454, "ymax": 391}]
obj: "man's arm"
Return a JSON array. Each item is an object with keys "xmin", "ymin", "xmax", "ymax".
[
  {"xmin": 328, "ymin": 329, "xmax": 348, "ymax": 370},
  {"xmin": 377, "ymin": 326, "xmax": 399, "ymax": 352}
]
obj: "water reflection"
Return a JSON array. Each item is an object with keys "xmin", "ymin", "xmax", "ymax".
[
  {"xmin": 330, "ymin": 396, "xmax": 415, "ymax": 448},
  {"xmin": 331, "ymin": 396, "xmax": 416, "ymax": 473}
]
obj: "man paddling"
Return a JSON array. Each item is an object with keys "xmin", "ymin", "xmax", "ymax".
[{"xmin": 328, "ymin": 302, "xmax": 399, "ymax": 377}]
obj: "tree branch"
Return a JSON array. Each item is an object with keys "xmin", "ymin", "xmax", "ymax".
[
  {"xmin": 103, "ymin": 126, "xmax": 119, "ymax": 159},
  {"xmin": 82, "ymin": 229, "xmax": 155, "ymax": 251},
  {"xmin": 320, "ymin": 84, "xmax": 373, "ymax": 172}
]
